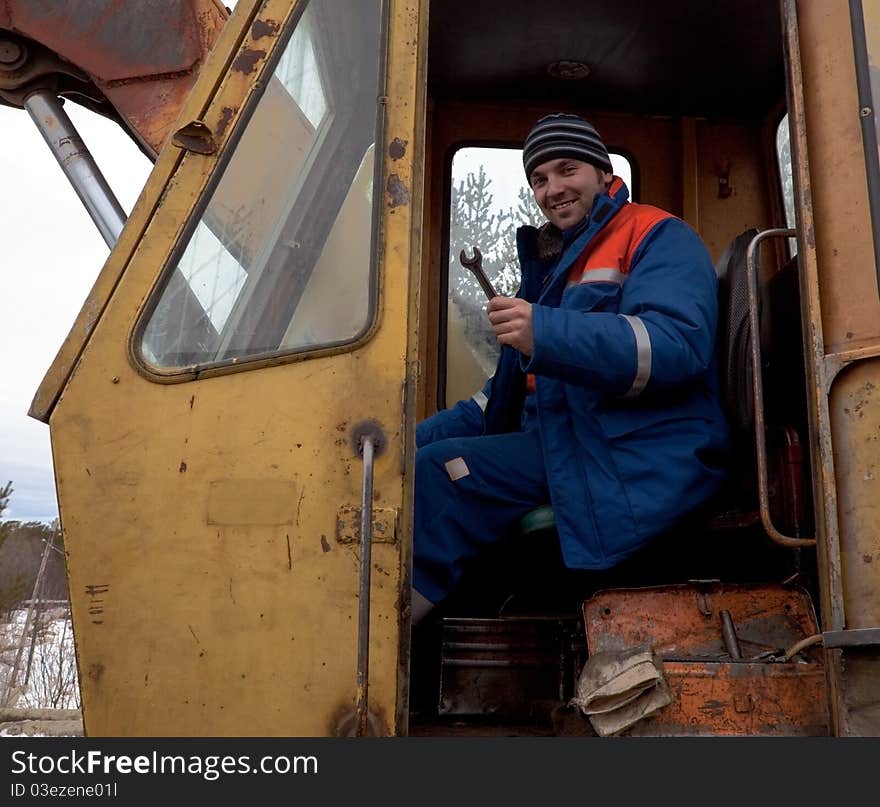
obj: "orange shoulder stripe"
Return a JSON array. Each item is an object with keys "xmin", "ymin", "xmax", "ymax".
[{"xmin": 568, "ymin": 203, "xmax": 676, "ymax": 283}]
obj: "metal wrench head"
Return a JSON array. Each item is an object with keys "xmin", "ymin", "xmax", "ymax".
[
  {"xmin": 459, "ymin": 246, "xmax": 482, "ymax": 270},
  {"xmin": 458, "ymin": 245, "xmax": 497, "ymax": 299}
]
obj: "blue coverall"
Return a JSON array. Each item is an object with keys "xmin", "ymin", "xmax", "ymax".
[{"xmin": 414, "ymin": 178, "xmax": 730, "ymax": 605}]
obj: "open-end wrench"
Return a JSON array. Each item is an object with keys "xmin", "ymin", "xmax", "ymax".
[{"xmin": 459, "ymin": 246, "xmax": 498, "ymax": 300}]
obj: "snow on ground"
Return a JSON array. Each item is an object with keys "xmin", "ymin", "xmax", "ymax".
[{"xmin": 1, "ymin": 604, "xmax": 82, "ymax": 735}]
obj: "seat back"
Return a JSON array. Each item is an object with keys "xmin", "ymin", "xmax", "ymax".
[{"xmin": 715, "ymin": 227, "xmax": 759, "ymax": 437}]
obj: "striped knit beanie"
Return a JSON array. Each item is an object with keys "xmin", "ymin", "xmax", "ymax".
[{"xmin": 522, "ymin": 113, "xmax": 612, "ymax": 178}]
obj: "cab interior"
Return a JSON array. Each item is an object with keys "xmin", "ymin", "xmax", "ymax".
[{"xmin": 409, "ymin": 0, "xmax": 821, "ymax": 735}]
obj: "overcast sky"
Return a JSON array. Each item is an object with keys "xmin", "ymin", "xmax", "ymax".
[{"xmin": 0, "ymin": 101, "xmax": 151, "ymax": 522}]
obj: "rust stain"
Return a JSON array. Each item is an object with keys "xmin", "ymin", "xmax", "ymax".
[
  {"xmin": 179, "ymin": 461, "xmax": 187, "ymax": 473},
  {"xmin": 87, "ymin": 663, "xmax": 104, "ymax": 682},
  {"xmin": 233, "ymin": 48, "xmax": 266, "ymax": 75},
  {"xmin": 251, "ymin": 18, "xmax": 280, "ymax": 39},
  {"xmin": 321, "ymin": 535, "xmax": 331, "ymax": 553},
  {"xmin": 386, "ymin": 174, "xmax": 411, "ymax": 208},
  {"xmin": 389, "ymin": 137, "xmax": 407, "ymax": 160},
  {"xmin": 215, "ymin": 106, "xmax": 235, "ymax": 140}
]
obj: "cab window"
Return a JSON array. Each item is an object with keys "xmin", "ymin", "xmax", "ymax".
[
  {"xmin": 775, "ymin": 114, "xmax": 797, "ymax": 257},
  {"xmin": 444, "ymin": 145, "xmax": 632, "ymax": 408},
  {"xmin": 137, "ymin": 0, "xmax": 384, "ymax": 372}
]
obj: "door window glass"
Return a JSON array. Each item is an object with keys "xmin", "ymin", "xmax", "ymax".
[
  {"xmin": 775, "ymin": 114, "xmax": 798, "ymax": 257},
  {"xmin": 138, "ymin": 0, "xmax": 383, "ymax": 372}
]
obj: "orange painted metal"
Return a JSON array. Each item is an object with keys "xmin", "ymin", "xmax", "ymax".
[
  {"xmin": 583, "ymin": 583, "xmax": 829, "ymax": 736},
  {"xmin": 0, "ymin": 0, "xmax": 228, "ymax": 155}
]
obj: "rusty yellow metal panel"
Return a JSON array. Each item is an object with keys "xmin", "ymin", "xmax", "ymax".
[
  {"xmin": 791, "ymin": 0, "xmax": 880, "ymax": 734},
  {"xmin": 46, "ymin": 0, "xmax": 426, "ymax": 736}
]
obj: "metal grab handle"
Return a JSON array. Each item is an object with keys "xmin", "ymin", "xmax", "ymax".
[
  {"xmin": 355, "ymin": 435, "xmax": 375, "ymax": 737},
  {"xmin": 745, "ymin": 228, "xmax": 816, "ymax": 548}
]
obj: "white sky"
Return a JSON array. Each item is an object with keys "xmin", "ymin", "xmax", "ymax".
[{"xmin": 0, "ymin": 102, "xmax": 152, "ymax": 522}]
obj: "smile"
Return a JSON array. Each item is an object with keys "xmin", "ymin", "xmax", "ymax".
[{"xmin": 551, "ymin": 199, "xmax": 578, "ymax": 211}]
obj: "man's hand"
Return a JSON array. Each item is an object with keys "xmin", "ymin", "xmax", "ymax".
[{"xmin": 487, "ymin": 297, "xmax": 534, "ymax": 356}]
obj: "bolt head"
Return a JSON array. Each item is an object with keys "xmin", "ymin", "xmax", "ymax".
[{"xmin": 0, "ymin": 39, "xmax": 25, "ymax": 68}]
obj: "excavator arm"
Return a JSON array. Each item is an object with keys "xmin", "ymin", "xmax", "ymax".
[{"xmin": 0, "ymin": 0, "xmax": 228, "ymax": 157}]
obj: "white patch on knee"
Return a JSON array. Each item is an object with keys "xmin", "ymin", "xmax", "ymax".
[{"xmin": 444, "ymin": 456, "xmax": 470, "ymax": 481}]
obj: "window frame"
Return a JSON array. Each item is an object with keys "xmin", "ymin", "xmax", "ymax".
[
  {"xmin": 437, "ymin": 139, "xmax": 638, "ymax": 411},
  {"xmin": 130, "ymin": 0, "xmax": 390, "ymax": 383}
]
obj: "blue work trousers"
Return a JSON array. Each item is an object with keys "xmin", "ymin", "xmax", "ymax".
[{"xmin": 413, "ymin": 428, "xmax": 550, "ymax": 604}]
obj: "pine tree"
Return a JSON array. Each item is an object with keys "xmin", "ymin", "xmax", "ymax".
[
  {"xmin": 0, "ymin": 481, "xmax": 12, "ymax": 546},
  {"xmin": 449, "ymin": 165, "xmax": 512, "ymax": 304}
]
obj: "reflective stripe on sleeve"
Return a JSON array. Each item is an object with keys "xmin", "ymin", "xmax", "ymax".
[
  {"xmin": 471, "ymin": 390, "xmax": 488, "ymax": 411},
  {"xmin": 621, "ymin": 314, "xmax": 652, "ymax": 398}
]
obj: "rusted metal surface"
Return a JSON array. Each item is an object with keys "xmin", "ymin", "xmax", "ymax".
[
  {"xmin": 790, "ymin": 0, "xmax": 880, "ymax": 735},
  {"xmin": 0, "ymin": 0, "xmax": 228, "ymax": 154},
  {"xmin": 582, "ymin": 583, "xmax": 828, "ymax": 735},
  {"xmin": 386, "ymin": 173, "xmax": 410, "ymax": 207},
  {"xmin": 626, "ymin": 662, "xmax": 827, "ymax": 736},
  {"xmin": 171, "ymin": 119, "xmax": 217, "ymax": 154},
  {"xmin": 784, "ymin": 0, "xmax": 847, "ymax": 734},
  {"xmin": 584, "ymin": 583, "xmax": 822, "ymax": 659}
]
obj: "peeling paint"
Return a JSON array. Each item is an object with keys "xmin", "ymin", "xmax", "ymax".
[
  {"xmin": 389, "ymin": 137, "xmax": 407, "ymax": 160},
  {"xmin": 233, "ymin": 48, "xmax": 266, "ymax": 75},
  {"xmin": 179, "ymin": 461, "xmax": 187, "ymax": 473},
  {"xmin": 321, "ymin": 535, "xmax": 331, "ymax": 553},
  {"xmin": 386, "ymin": 173, "xmax": 411, "ymax": 208},
  {"xmin": 215, "ymin": 106, "xmax": 235, "ymax": 140},
  {"xmin": 251, "ymin": 18, "xmax": 280, "ymax": 39}
]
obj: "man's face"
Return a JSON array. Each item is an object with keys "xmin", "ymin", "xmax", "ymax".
[{"xmin": 529, "ymin": 158, "xmax": 612, "ymax": 230}]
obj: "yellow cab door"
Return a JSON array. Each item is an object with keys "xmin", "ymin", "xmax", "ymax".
[
  {"xmin": 788, "ymin": 0, "xmax": 880, "ymax": 734},
  {"xmin": 31, "ymin": 0, "xmax": 425, "ymax": 736}
]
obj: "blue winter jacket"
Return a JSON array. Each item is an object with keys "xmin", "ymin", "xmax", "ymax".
[{"xmin": 419, "ymin": 178, "xmax": 730, "ymax": 569}]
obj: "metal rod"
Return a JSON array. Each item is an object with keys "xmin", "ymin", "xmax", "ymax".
[
  {"xmin": 355, "ymin": 436, "xmax": 375, "ymax": 737},
  {"xmin": 745, "ymin": 228, "xmax": 816, "ymax": 548},
  {"xmin": 24, "ymin": 90, "xmax": 127, "ymax": 248},
  {"xmin": 719, "ymin": 610, "xmax": 743, "ymax": 659}
]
